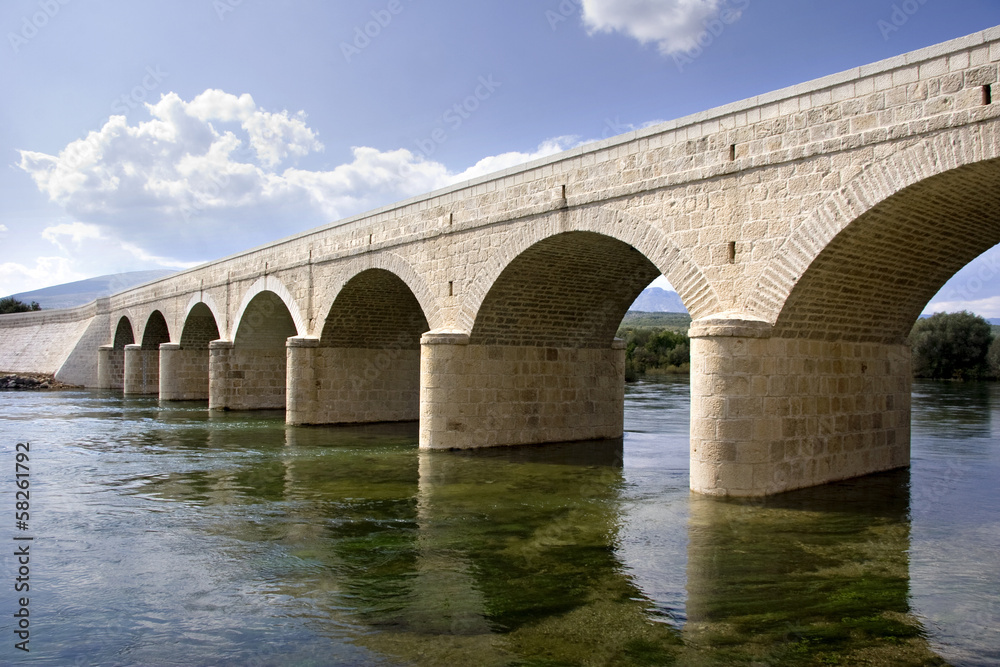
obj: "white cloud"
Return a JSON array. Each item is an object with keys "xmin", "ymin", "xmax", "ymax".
[
  {"xmin": 41, "ymin": 221, "xmax": 104, "ymax": 251},
  {"xmin": 13, "ymin": 89, "xmax": 581, "ymax": 295},
  {"xmin": 926, "ymin": 297, "xmax": 1000, "ymax": 320},
  {"xmin": 0, "ymin": 224, "xmax": 8, "ymax": 233},
  {"xmin": 0, "ymin": 257, "xmax": 86, "ymax": 296},
  {"xmin": 451, "ymin": 137, "xmax": 577, "ymax": 181},
  {"xmin": 581, "ymin": 0, "xmax": 743, "ymax": 55},
  {"xmin": 0, "ymin": 221, "xmax": 202, "ymax": 297}
]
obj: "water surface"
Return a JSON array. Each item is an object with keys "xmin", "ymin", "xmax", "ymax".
[{"xmin": 1, "ymin": 378, "xmax": 997, "ymax": 666}]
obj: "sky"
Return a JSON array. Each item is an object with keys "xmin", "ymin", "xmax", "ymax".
[{"xmin": 2, "ymin": 0, "xmax": 1000, "ymax": 316}]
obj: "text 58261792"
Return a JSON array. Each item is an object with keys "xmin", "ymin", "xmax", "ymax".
[{"xmin": 13, "ymin": 442, "xmax": 32, "ymax": 653}]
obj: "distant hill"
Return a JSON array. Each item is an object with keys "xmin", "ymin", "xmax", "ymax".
[
  {"xmin": 629, "ymin": 287, "xmax": 687, "ymax": 313},
  {"xmin": 620, "ymin": 312, "xmax": 691, "ymax": 331},
  {"xmin": 8, "ymin": 270, "xmax": 176, "ymax": 310}
]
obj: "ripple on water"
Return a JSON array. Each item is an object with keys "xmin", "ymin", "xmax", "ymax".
[{"xmin": 0, "ymin": 382, "xmax": 997, "ymax": 666}]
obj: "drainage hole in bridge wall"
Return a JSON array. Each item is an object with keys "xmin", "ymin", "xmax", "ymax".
[{"xmin": 983, "ymin": 84, "xmax": 992, "ymax": 105}]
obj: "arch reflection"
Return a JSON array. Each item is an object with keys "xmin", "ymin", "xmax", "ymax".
[{"xmin": 684, "ymin": 471, "xmax": 943, "ymax": 665}]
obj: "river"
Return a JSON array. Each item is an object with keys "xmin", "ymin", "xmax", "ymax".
[{"xmin": 0, "ymin": 378, "xmax": 997, "ymax": 666}]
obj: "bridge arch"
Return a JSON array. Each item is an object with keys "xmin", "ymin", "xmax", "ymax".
[
  {"xmin": 470, "ymin": 230, "xmax": 661, "ymax": 347},
  {"xmin": 319, "ymin": 268, "xmax": 430, "ymax": 347},
  {"xmin": 212, "ymin": 282, "xmax": 300, "ymax": 411},
  {"xmin": 141, "ymin": 311, "xmax": 170, "ymax": 350},
  {"xmin": 158, "ymin": 301, "xmax": 223, "ymax": 402},
  {"xmin": 458, "ymin": 205, "xmax": 720, "ymax": 333},
  {"xmin": 769, "ymin": 156, "xmax": 1000, "ymax": 343},
  {"xmin": 752, "ymin": 124, "xmax": 1000, "ymax": 333},
  {"xmin": 183, "ymin": 293, "xmax": 225, "ymax": 340},
  {"xmin": 180, "ymin": 302, "xmax": 222, "ymax": 349},
  {"xmin": 113, "ymin": 316, "xmax": 135, "ymax": 349},
  {"xmin": 232, "ymin": 276, "xmax": 305, "ymax": 340},
  {"xmin": 287, "ymin": 265, "xmax": 431, "ymax": 426},
  {"xmin": 312, "ymin": 252, "xmax": 439, "ymax": 337}
]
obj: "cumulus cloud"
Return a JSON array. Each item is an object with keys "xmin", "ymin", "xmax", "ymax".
[
  {"xmin": 11, "ymin": 89, "xmax": 581, "ymax": 295},
  {"xmin": 581, "ymin": 0, "xmax": 744, "ymax": 55},
  {"xmin": 17, "ymin": 89, "xmax": 578, "ymax": 270}
]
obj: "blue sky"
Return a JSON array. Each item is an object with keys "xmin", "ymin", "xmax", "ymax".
[{"xmin": 2, "ymin": 0, "xmax": 999, "ymax": 316}]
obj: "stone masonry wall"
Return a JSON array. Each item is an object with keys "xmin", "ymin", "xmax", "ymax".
[
  {"xmin": 420, "ymin": 334, "xmax": 625, "ymax": 449},
  {"xmin": 690, "ymin": 331, "xmax": 911, "ymax": 496},
  {"xmin": 210, "ymin": 342, "xmax": 287, "ymax": 411},
  {"xmin": 0, "ymin": 302, "xmax": 99, "ymax": 377},
  {"xmin": 159, "ymin": 345, "xmax": 210, "ymax": 401},
  {"xmin": 124, "ymin": 347, "xmax": 160, "ymax": 395},
  {"xmin": 287, "ymin": 343, "xmax": 420, "ymax": 425}
]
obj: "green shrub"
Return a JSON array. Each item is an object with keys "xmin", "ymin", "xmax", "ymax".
[
  {"xmin": 0, "ymin": 297, "xmax": 41, "ymax": 314},
  {"xmin": 909, "ymin": 311, "xmax": 994, "ymax": 380},
  {"xmin": 988, "ymin": 335, "xmax": 1000, "ymax": 379},
  {"xmin": 617, "ymin": 326, "xmax": 690, "ymax": 380}
]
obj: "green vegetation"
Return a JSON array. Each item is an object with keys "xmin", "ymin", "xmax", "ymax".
[
  {"xmin": 909, "ymin": 311, "xmax": 996, "ymax": 380},
  {"xmin": 619, "ymin": 311, "xmax": 691, "ymax": 330},
  {"xmin": 989, "ymin": 336, "xmax": 1000, "ymax": 378},
  {"xmin": 0, "ymin": 296, "xmax": 40, "ymax": 314},
  {"xmin": 617, "ymin": 325, "xmax": 690, "ymax": 381},
  {"xmin": 616, "ymin": 310, "xmax": 1000, "ymax": 382}
]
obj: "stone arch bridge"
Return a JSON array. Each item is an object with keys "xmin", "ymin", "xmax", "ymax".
[{"xmin": 4, "ymin": 28, "xmax": 1000, "ymax": 497}]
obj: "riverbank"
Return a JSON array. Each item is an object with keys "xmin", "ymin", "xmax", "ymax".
[{"xmin": 0, "ymin": 372, "xmax": 80, "ymax": 390}]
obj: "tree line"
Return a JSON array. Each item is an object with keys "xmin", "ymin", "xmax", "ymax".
[
  {"xmin": 0, "ymin": 297, "xmax": 40, "ymax": 314},
  {"xmin": 618, "ymin": 311, "xmax": 1000, "ymax": 382}
]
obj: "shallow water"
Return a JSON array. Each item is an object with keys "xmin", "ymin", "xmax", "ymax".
[{"xmin": 0, "ymin": 378, "xmax": 997, "ymax": 666}]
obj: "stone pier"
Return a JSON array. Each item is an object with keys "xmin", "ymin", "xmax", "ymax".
[
  {"xmin": 159, "ymin": 342, "xmax": 211, "ymax": 401},
  {"xmin": 689, "ymin": 316, "xmax": 911, "ymax": 496},
  {"xmin": 123, "ymin": 344, "xmax": 160, "ymax": 396},
  {"xmin": 286, "ymin": 336, "xmax": 421, "ymax": 426},
  {"xmin": 419, "ymin": 331, "xmax": 626, "ymax": 449},
  {"xmin": 97, "ymin": 345, "xmax": 124, "ymax": 391}
]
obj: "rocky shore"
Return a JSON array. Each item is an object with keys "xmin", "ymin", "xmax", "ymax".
[{"xmin": 0, "ymin": 373, "xmax": 79, "ymax": 390}]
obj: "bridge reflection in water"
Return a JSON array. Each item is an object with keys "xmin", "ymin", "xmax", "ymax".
[{"xmin": 127, "ymin": 414, "xmax": 944, "ymax": 665}]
